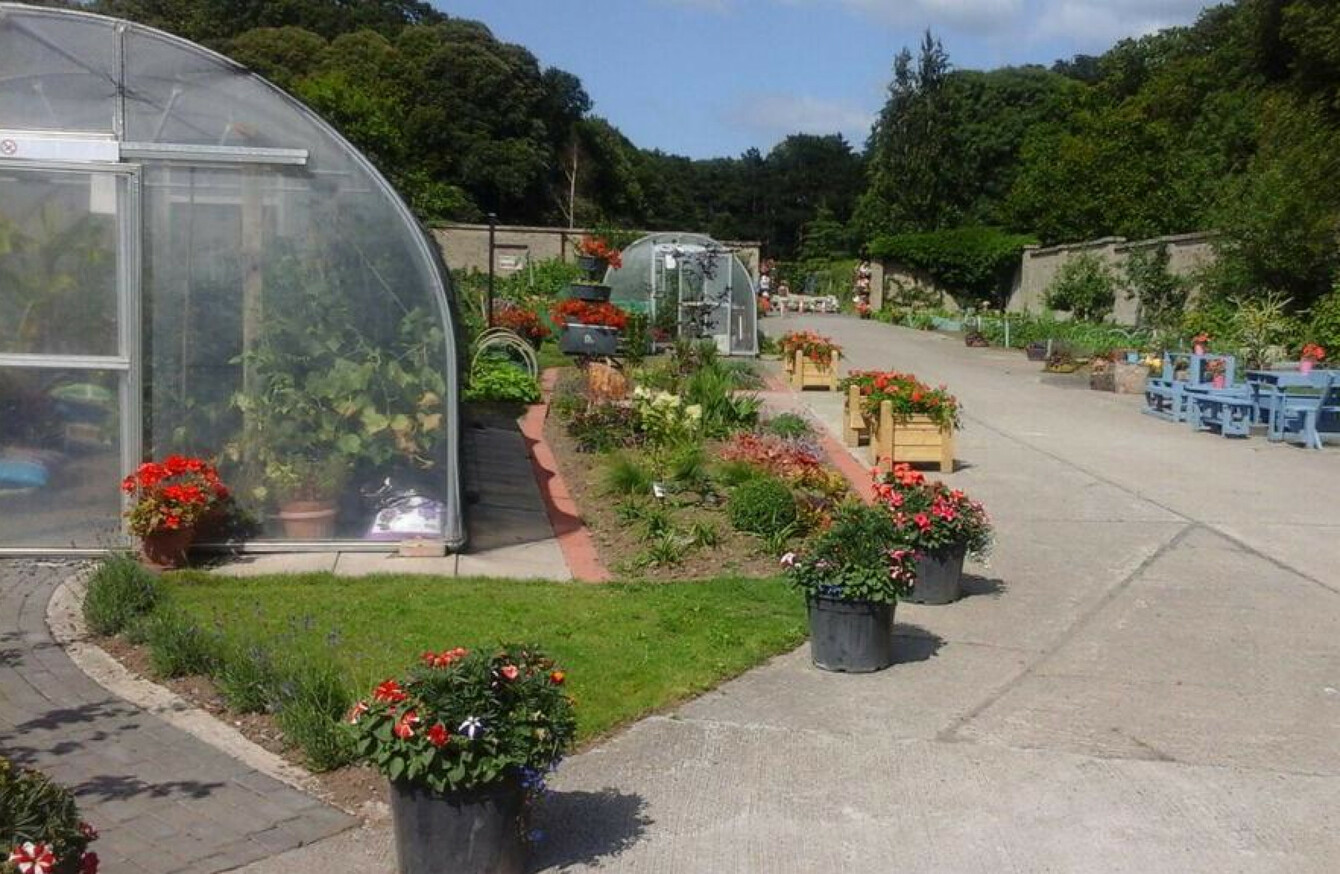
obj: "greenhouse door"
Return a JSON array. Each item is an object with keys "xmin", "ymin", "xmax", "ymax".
[{"xmin": 0, "ymin": 161, "xmax": 141, "ymax": 552}]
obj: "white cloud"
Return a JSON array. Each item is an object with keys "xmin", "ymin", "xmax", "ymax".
[
  {"xmin": 730, "ymin": 93, "xmax": 875, "ymax": 141},
  {"xmin": 1031, "ymin": 0, "xmax": 1212, "ymax": 48}
]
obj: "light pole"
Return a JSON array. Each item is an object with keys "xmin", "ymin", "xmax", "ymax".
[{"xmin": 486, "ymin": 212, "xmax": 498, "ymax": 327}]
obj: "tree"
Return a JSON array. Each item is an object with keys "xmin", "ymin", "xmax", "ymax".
[{"xmin": 1044, "ymin": 253, "xmax": 1117, "ymax": 321}]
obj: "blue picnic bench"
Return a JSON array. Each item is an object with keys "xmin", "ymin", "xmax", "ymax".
[
  {"xmin": 1144, "ymin": 353, "xmax": 1236, "ymax": 423},
  {"xmin": 1245, "ymin": 370, "xmax": 1340, "ymax": 449}
]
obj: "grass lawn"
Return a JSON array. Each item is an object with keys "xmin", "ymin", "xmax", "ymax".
[{"xmin": 164, "ymin": 572, "xmax": 807, "ymax": 741}]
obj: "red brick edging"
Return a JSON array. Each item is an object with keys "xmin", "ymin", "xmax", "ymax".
[{"xmin": 519, "ymin": 369, "xmax": 612, "ymax": 582}]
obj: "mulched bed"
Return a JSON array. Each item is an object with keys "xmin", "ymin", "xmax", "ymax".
[{"xmin": 542, "ymin": 411, "xmax": 786, "ymax": 580}]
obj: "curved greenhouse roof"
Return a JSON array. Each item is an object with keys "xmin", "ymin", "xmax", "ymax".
[
  {"xmin": 0, "ymin": 3, "xmax": 463, "ymax": 551},
  {"xmin": 605, "ymin": 232, "xmax": 757, "ymax": 356}
]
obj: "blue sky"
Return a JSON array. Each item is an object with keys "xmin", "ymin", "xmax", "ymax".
[{"xmin": 433, "ymin": 0, "xmax": 1216, "ymax": 159}]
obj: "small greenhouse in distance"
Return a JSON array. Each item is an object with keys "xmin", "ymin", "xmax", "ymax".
[
  {"xmin": 604, "ymin": 233, "xmax": 758, "ymax": 356},
  {"xmin": 0, "ymin": 4, "xmax": 463, "ymax": 552}
]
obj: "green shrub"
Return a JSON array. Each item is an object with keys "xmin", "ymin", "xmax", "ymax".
[
  {"xmin": 713, "ymin": 459, "xmax": 762, "ymax": 488},
  {"xmin": 763, "ymin": 413, "xmax": 812, "ymax": 439},
  {"xmin": 83, "ymin": 552, "xmax": 162, "ymax": 637},
  {"xmin": 868, "ymin": 227, "xmax": 1036, "ymax": 308},
  {"xmin": 1306, "ymin": 282, "xmax": 1340, "ymax": 353},
  {"xmin": 272, "ymin": 659, "xmax": 355, "ymax": 771},
  {"xmin": 214, "ymin": 641, "xmax": 280, "ymax": 714},
  {"xmin": 728, "ymin": 476, "xmax": 799, "ymax": 537},
  {"xmin": 463, "ymin": 357, "xmax": 540, "ymax": 403},
  {"xmin": 1044, "ymin": 253, "xmax": 1117, "ymax": 321},
  {"xmin": 603, "ymin": 453, "xmax": 654, "ymax": 496},
  {"xmin": 145, "ymin": 609, "xmax": 219, "ymax": 678},
  {"xmin": 683, "ymin": 362, "xmax": 761, "ymax": 437},
  {"xmin": 0, "ymin": 757, "xmax": 99, "ymax": 873}
]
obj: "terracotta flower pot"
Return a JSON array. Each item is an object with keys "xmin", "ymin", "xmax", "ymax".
[
  {"xmin": 140, "ymin": 528, "xmax": 195, "ymax": 570},
  {"xmin": 275, "ymin": 500, "xmax": 339, "ymax": 539}
]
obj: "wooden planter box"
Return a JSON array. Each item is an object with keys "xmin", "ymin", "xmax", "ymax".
[
  {"xmin": 843, "ymin": 384, "xmax": 869, "ymax": 447},
  {"xmin": 791, "ymin": 350, "xmax": 839, "ymax": 391},
  {"xmin": 868, "ymin": 400, "xmax": 954, "ymax": 473}
]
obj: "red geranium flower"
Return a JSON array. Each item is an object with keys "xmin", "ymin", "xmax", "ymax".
[
  {"xmin": 373, "ymin": 679, "xmax": 407, "ymax": 704},
  {"xmin": 426, "ymin": 723, "xmax": 450, "ymax": 748},
  {"xmin": 81, "ymin": 852, "xmax": 99, "ymax": 874}
]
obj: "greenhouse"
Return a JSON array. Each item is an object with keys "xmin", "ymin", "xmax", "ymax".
[
  {"xmin": 0, "ymin": 4, "xmax": 463, "ymax": 553},
  {"xmin": 604, "ymin": 232, "xmax": 758, "ymax": 356}
]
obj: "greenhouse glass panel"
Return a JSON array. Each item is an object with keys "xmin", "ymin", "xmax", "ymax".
[
  {"xmin": 0, "ymin": 4, "xmax": 463, "ymax": 553},
  {"xmin": 0, "ymin": 10, "xmax": 118, "ymax": 132},
  {"xmin": 605, "ymin": 232, "xmax": 757, "ymax": 356}
]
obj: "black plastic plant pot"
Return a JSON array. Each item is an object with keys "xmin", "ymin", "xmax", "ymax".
[
  {"xmin": 569, "ymin": 282, "xmax": 612, "ymax": 302},
  {"xmin": 807, "ymin": 596, "xmax": 895, "ymax": 673},
  {"xmin": 389, "ymin": 780, "xmax": 526, "ymax": 874},
  {"xmin": 559, "ymin": 323, "xmax": 619, "ymax": 356},
  {"xmin": 576, "ymin": 254, "xmax": 607, "ymax": 276},
  {"xmin": 908, "ymin": 546, "xmax": 966, "ymax": 605},
  {"xmin": 1025, "ymin": 343, "xmax": 1047, "ymax": 361}
]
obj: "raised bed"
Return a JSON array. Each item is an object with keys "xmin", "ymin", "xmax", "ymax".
[
  {"xmin": 791, "ymin": 350, "xmax": 839, "ymax": 391},
  {"xmin": 868, "ymin": 400, "xmax": 954, "ymax": 473}
]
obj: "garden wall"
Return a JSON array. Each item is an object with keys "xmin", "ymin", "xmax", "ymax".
[
  {"xmin": 1009, "ymin": 231, "xmax": 1217, "ymax": 325},
  {"xmin": 434, "ymin": 223, "xmax": 760, "ymax": 277}
]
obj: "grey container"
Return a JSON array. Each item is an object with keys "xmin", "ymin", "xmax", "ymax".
[
  {"xmin": 389, "ymin": 780, "xmax": 526, "ymax": 874},
  {"xmin": 806, "ymin": 596, "xmax": 895, "ymax": 673},
  {"xmin": 908, "ymin": 546, "xmax": 966, "ymax": 605},
  {"xmin": 569, "ymin": 282, "xmax": 612, "ymax": 302},
  {"xmin": 559, "ymin": 324, "xmax": 619, "ymax": 356}
]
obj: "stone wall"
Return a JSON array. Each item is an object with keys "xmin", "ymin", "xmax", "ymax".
[
  {"xmin": 432, "ymin": 223, "xmax": 761, "ymax": 277},
  {"xmin": 1008, "ymin": 231, "xmax": 1217, "ymax": 325}
]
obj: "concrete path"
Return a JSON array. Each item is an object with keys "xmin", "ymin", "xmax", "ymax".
[
  {"xmin": 0, "ymin": 561, "xmax": 354, "ymax": 874},
  {"xmin": 531, "ymin": 316, "xmax": 1340, "ymax": 872}
]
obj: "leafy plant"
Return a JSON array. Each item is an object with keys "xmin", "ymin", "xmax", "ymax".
[
  {"xmin": 688, "ymin": 521, "xmax": 721, "ymax": 549},
  {"xmin": 639, "ymin": 533, "xmax": 688, "ymax": 568},
  {"xmin": 783, "ymin": 501, "xmax": 917, "ymax": 604},
  {"xmin": 727, "ymin": 476, "xmax": 799, "ymax": 537},
  {"xmin": 1231, "ymin": 290, "xmax": 1297, "ymax": 370},
  {"xmin": 1044, "ymin": 253, "xmax": 1117, "ymax": 321},
  {"xmin": 145, "ymin": 609, "xmax": 219, "ymax": 679},
  {"xmin": 120, "ymin": 455, "xmax": 231, "ymax": 537},
  {"xmin": 603, "ymin": 453, "xmax": 654, "ymax": 496},
  {"xmin": 873, "ymin": 463, "xmax": 993, "ymax": 559},
  {"xmin": 639, "ymin": 507, "xmax": 674, "ymax": 539},
  {"xmin": 348, "ymin": 645, "xmax": 576, "ymax": 794},
  {"xmin": 563, "ymin": 401, "xmax": 642, "ymax": 453},
  {"xmin": 463, "ymin": 357, "xmax": 540, "ymax": 404},
  {"xmin": 840, "ymin": 371, "xmax": 961, "ymax": 430},
  {"xmin": 763, "ymin": 413, "xmax": 813, "ymax": 438},
  {"xmin": 274, "ymin": 658, "xmax": 356, "ymax": 771},
  {"xmin": 1123, "ymin": 244, "xmax": 1188, "ymax": 333},
  {"xmin": 214, "ymin": 641, "xmax": 280, "ymax": 715},
  {"xmin": 83, "ymin": 553, "xmax": 163, "ymax": 637},
  {"xmin": 0, "ymin": 757, "xmax": 100, "ymax": 874},
  {"xmin": 1307, "ymin": 283, "xmax": 1340, "ymax": 353}
]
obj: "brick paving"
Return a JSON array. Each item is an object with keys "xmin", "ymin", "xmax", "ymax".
[{"xmin": 0, "ymin": 560, "xmax": 355, "ymax": 874}]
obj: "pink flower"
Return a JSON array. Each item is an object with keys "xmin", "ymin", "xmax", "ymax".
[
  {"xmin": 346, "ymin": 701, "xmax": 369, "ymax": 724},
  {"xmin": 78, "ymin": 822, "xmax": 98, "ymax": 841},
  {"xmin": 500, "ymin": 665, "xmax": 519, "ymax": 681},
  {"xmin": 10, "ymin": 842, "xmax": 55, "ymax": 874},
  {"xmin": 914, "ymin": 513, "xmax": 931, "ymax": 531},
  {"xmin": 779, "ymin": 551, "xmax": 797, "ymax": 567}
]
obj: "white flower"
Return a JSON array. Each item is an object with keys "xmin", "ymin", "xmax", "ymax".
[
  {"xmin": 779, "ymin": 551, "xmax": 796, "ymax": 567},
  {"xmin": 633, "ymin": 386, "xmax": 651, "ymax": 399},
  {"xmin": 684, "ymin": 404, "xmax": 702, "ymax": 421}
]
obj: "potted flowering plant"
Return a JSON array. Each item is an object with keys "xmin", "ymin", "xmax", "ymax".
[
  {"xmin": 782, "ymin": 501, "xmax": 918, "ymax": 673},
  {"xmin": 841, "ymin": 371, "xmax": 959, "ymax": 472},
  {"xmin": 494, "ymin": 305, "xmax": 549, "ymax": 348},
  {"xmin": 778, "ymin": 331, "xmax": 841, "ymax": 390},
  {"xmin": 1300, "ymin": 343, "xmax": 1326, "ymax": 374},
  {"xmin": 349, "ymin": 645, "xmax": 576, "ymax": 874},
  {"xmin": 855, "ymin": 300, "xmax": 872, "ymax": 320},
  {"xmin": 551, "ymin": 299, "xmax": 628, "ymax": 356},
  {"xmin": 120, "ymin": 455, "xmax": 230, "ymax": 568},
  {"xmin": 570, "ymin": 236, "xmax": 622, "ymax": 302},
  {"xmin": 1204, "ymin": 357, "xmax": 1227, "ymax": 388},
  {"xmin": 3, "ymin": 757, "xmax": 100, "ymax": 874},
  {"xmin": 874, "ymin": 464, "xmax": 992, "ymax": 604},
  {"xmin": 1192, "ymin": 332, "xmax": 1210, "ymax": 355},
  {"xmin": 259, "ymin": 455, "xmax": 348, "ymax": 540}
]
